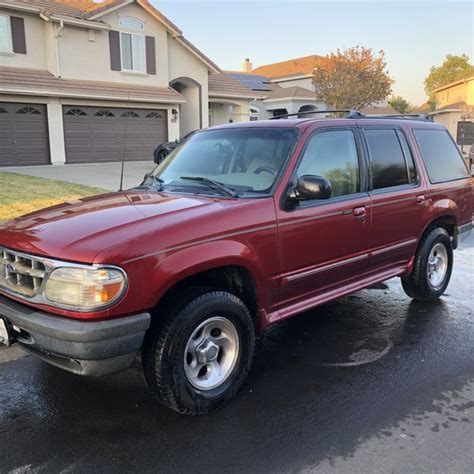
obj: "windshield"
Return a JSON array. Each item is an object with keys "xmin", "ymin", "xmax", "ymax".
[{"xmin": 151, "ymin": 127, "xmax": 299, "ymax": 196}]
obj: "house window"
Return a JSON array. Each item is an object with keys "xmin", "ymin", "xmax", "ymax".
[
  {"xmin": 120, "ymin": 17, "xmax": 145, "ymax": 72},
  {"xmin": 119, "ymin": 17, "xmax": 144, "ymax": 31},
  {"xmin": 0, "ymin": 14, "xmax": 12, "ymax": 53}
]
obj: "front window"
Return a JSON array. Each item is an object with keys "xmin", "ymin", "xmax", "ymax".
[
  {"xmin": 296, "ymin": 130, "xmax": 360, "ymax": 198},
  {"xmin": 120, "ymin": 17, "xmax": 145, "ymax": 72},
  {"xmin": 0, "ymin": 15, "xmax": 12, "ymax": 53},
  {"xmin": 152, "ymin": 128, "xmax": 299, "ymax": 196}
]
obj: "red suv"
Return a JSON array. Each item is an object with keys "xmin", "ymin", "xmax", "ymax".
[{"xmin": 0, "ymin": 113, "xmax": 472, "ymax": 415}]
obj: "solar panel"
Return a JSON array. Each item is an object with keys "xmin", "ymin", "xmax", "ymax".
[{"xmin": 228, "ymin": 73, "xmax": 273, "ymax": 91}]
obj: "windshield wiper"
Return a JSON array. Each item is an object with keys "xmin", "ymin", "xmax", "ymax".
[{"xmin": 180, "ymin": 176, "xmax": 238, "ymax": 198}]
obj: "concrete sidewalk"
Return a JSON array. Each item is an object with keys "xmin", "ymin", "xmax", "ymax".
[{"xmin": 2, "ymin": 161, "xmax": 156, "ymax": 191}]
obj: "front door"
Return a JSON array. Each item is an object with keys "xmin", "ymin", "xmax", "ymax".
[{"xmin": 275, "ymin": 128, "xmax": 372, "ymax": 314}]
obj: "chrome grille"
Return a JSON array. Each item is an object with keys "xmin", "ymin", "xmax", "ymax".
[{"xmin": 0, "ymin": 248, "xmax": 47, "ymax": 298}]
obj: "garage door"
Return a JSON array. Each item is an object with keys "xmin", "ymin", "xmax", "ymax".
[
  {"xmin": 63, "ymin": 106, "xmax": 168, "ymax": 164},
  {"xmin": 0, "ymin": 102, "xmax": 50, "ymax": 166}
]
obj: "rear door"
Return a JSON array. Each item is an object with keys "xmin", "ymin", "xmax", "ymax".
[
  {"xmin": 276, "ymin": 127, "xmax": 372, "ymax": 311},
  {"xmin": 362, "ymin": 126, "xmax": 427, "ymax": 271}
]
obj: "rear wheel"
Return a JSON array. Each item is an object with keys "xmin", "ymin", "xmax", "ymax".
[
  {"xmin": 401, "ymin": 227, "xmax": 453, "ymax": 301},
  {"xmin": 142, "ymin": 289, "xmax": 255, "ymax": 415}
]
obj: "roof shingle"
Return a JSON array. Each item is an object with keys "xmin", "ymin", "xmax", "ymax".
[
  {"xmin": 0, "ymin": 66, "xmax": 186, "ymax": 103},
  {"xmin": 252, "ymin": 55, "xmax": 327, "ymax": 79},
  {"xmin": 208, "ymin": 74, "xmax": 261, "ymax": 99}
]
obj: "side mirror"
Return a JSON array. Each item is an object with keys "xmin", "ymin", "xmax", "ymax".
[{"xmin": 288, "ymin": 175, "xmax": 332, "ymax": 201}]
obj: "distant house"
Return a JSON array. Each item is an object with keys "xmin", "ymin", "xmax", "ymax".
[
  {"xmin": 0, "ymin": 0, "xmax": 255, "ymax": 166},
  {"xmin": 227, "ymin": 57, "xmax": 326, "ymax": 119},
  {"xmin": 431, "ymin": 76, "xmax": 474, "ymax": 146},
  {"xmin": 251, "ymin": 55, "xmax": 325, "ymax": 92}
]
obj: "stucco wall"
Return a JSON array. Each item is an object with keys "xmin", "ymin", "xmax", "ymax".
[
  {"xmin": 273, "ymin": 77, "xmax": 315, "ymax": 91},
  {"xmin": 0, "ymin": 10, "xmax": 46, "ymax": 69},
  {"xmin": 211, "ymin": 103, "xmax": 231, "ymax": 125},
  {"xmin": 433, "ymin": 111, "xmax": 463, "ymax": 140},
  {"xmin": 210, "ymin": 98, "xmax": 251, "ymax": 125},
  {"xmin": 168, "ymin": 39, "xmax": 209, "ymax": 129},
  {"xmin": 58, "ymin": 4, "xmax": 170, "ymax": 87},
  {"xmin": 435, "ymin": 81, "xmax": 474, "ymax": 108}
]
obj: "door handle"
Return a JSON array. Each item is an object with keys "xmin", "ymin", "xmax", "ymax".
[
  {"xmin": 353, "ymin": 206, "xmax": 366, "ymax": 218},
  {"xmin": 416, "ymin": 195, "xmax": 426, "ymax": 204}
]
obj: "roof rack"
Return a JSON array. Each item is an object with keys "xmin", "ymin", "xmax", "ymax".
[
  {"xmin": 361, "ymin": 113, "xmax": 433, "ymax": 122},
  {"xmin": 269, "ymin": 109, "xmax": 362, "ymax": 120},
  {"xmin": 269, "ymin": 110, "xmax": 433, "ymax": 122}
]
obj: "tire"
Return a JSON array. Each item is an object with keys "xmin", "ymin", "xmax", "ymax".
[
  {"xmin": 142, "ymin": 288, "xmax": 255, "ymax": 415},
  {"xmin": 401, "ymin": 227, "xmax": 453, "ymax": 301},
  {"xmin": 156, "ymin": 150, "xmax": 168, "ymax": 165}
]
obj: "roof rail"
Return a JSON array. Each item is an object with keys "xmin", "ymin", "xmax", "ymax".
[
  {"xmin": 269, "ymin": 110, "xmax": 433, "ymax": 122},
  {"xmin": 360, "ymin": 113, "xmax": 433, "ymax": 122},
  {"xmin": 269, "ymin": 109, "xmax": 362, "ymax": 120}
]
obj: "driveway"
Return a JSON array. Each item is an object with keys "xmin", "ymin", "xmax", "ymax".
[
  {"xmin": 2, "ymin": 161, "xmax": 156, "ymax": 191},
  {"xmin": 0, "ymin": 235, "xmax": 473, "ymax": 473}
]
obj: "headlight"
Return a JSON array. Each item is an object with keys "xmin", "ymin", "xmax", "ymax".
[{"xmin": 43, "ymin": 267, "xmax": 126, "ymax": 310}]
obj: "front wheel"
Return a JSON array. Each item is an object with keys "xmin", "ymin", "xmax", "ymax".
[
  {"xmin": 401, "ymin": 227, "xmax": 453, "ymax": 301},
  {"xmin": 142, "ymin": 289, "xmax": 255, "ymax": 415}
]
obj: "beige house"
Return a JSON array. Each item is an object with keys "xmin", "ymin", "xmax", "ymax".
[
  {"xmin": 0, "ymin": 0, "xmax": 255, "ymax": 166},
  {"xmin": 432, "ymin": 76, "xmax": 474, "ymax": 146}
]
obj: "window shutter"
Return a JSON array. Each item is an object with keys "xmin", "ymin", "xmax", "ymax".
[
  {"xmin": 11, "ymin": 17, "xmax": 26, "ymax": 54},
  {"xmin": 145, "ymin": 36, "xmax": 156, "ymax": 75},
  {"xmin": 109, "ymin": 30, "xmax": 121, "ymax": 71}
]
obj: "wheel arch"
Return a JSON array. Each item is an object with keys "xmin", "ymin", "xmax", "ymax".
[{"xmin": 148, "ymin": 240, "xmax": 267, "ymax": 330}]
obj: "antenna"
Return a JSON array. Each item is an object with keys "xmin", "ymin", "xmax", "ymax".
[{"xmin": 118, "ymin": 92, "xmax": 132, "ymax": 192}]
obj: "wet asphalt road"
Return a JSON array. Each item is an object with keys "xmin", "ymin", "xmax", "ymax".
[{"xmin": 0, "ymin": 235, "xmax": 473, "ymax": 473}]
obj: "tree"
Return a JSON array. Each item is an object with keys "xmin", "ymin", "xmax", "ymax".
[
  {"xmin": 312, "ymin": 46, "xmax": 393, "ymax": 110},
  {"xmin": 388, "ymin": 95, "xmax": 412, "ymax": 114},
  {"xmin": 424, "ymin": 54, "xmax": 474, "ymax": 108}
]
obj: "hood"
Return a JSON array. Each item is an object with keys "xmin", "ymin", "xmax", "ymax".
[{"xmin": 0, "ymin": 191, "xmax": 219, "ymax": 263}]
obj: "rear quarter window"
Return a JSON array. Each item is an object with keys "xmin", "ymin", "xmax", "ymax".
[{"xmin": 414, "ymin": 129, "xmax": 469, "ymax": 183}]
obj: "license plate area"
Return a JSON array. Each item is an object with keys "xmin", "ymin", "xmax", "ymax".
[{"xmin": 0, "ymin": 318, "xmax": 11, "ymax": 346}]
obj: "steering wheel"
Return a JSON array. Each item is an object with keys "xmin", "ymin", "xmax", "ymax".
[{"xmin": 253, "ymin": 166, "xmax": 277, "ymax": 176}]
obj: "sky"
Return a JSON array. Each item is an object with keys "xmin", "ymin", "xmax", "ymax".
[{"xmin": 153, "ymin": 0, "xmax": 473, "ymax": 105}]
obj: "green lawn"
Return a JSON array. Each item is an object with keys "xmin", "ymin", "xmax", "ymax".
[{"xmin": 0, "ymin": 172, "xmax": 106, "ymax": 223}]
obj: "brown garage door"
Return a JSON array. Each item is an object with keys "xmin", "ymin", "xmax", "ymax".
[
  {"xmin": 63, "ymin": 106, "xmax": 168, "ymax": 164},
  {"xmin": 0, "ymin": 102, "xmax": 50, "ymax": 166}
]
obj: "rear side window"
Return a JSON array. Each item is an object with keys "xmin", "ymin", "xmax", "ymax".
[
  {"xmin": 364, "ymin": 129, "xmax": 415, "ymax": 190},
  {"xmin": 414, "ymin": 129, "xmax": 469, "ymax": 183}
]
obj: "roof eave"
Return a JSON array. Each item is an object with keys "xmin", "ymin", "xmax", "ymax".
[
  {"xmin": 433, "ymin": 76, "xmax": 474, "ymax": 93},
  {"xmin": 49, "ymin": 14, "xmax": 111, "ymax": 30},
  {"xmin": 0, "ymin": 86, "xmax": 186, "ymax": 104},
  {"xmin": 209, "ymin": 92, "xmax": 262, "ymax": 100},
  {"xmin": 263, "ymin": 96, "xmax": 318, "ymax": 103}
]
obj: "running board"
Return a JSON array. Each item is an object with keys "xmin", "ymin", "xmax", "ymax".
[{"xmin": 266, "ymin": 265, "xmax": 408, "ymax": 326}]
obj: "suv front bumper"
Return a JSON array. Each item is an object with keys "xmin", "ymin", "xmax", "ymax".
[{"xmin": 0, "ymin": 295, "xmax": 150, "ymax": 376}]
